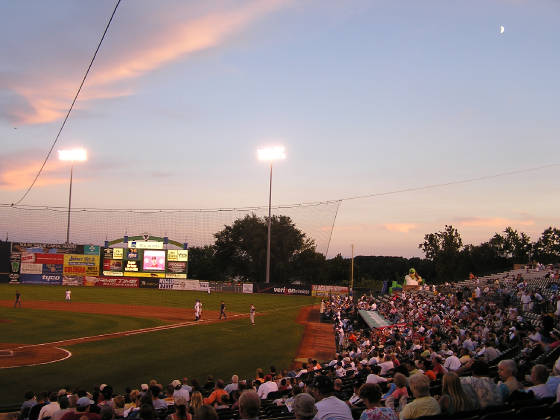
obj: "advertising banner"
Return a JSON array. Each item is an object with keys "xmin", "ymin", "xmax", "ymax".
[
  {"xmin": 167, "ymin": 261, "xmax": 186, "ymax": 273},
  {"xmin": 9, "ymin": 252, "xmax": 21, "ymax": 283},
  {"xmin": 124, "ymin": 272, "xmax": 165, "ymax": 278},
  {"xmin": 166, "ymin": 273, "xmax": 187, "ymax": 279},
  {"xmin": 158, "ymin": 278, "xmax": 175, "ymax": 289},
  {"xmin": 95, "ymin": 277, "xmax": 139, "ymax": 288},
  {"xmin": 84, "ymin": 245, "xmax": 100, "ymax": 255},
  {"xmin": 124, "ymin": 260, "xmax": 140, "ymax": 272},
  {"xmin": 102, "ymin": 271, "xmax": 124, "ymax": 276},
  {"xmin": 103, "ymin": 248, "xmax": 113, "ymax": 259},
  {"xmin": 21, "ymin": 252, "xmax": 35, "ymax": 263},
  {"xmin": 84, "ymin": 276, "xmax": 97, "ymax": 286},
  {"xmin": 42, "ymin": 264, "xmax": 63, "ymax": 274},
  {"xmin": 35, "ymin": 253, "xmax": 64, "ymax": 264},
  {"xmin": 173, "ymin": 279, "xmax": 201, "ymax": 291},
  {"xmin": 63, "ymin": 276, "xmax": 83, "ymax": 286},
  {"xmin": 200, "ymin": 281, "xmax": 209, "ymax": 291},
  {"xmin": 168, "ymin": 249, "xmax": 189, "ymax": 262},
  {"xmin": 63, "ymin": 254, "xmax": 100, "ymax": 276},
  {"xmin": 311, "ymin": 285, "xmax": 349, "ymax": 297},
  {"xmin": 103, "ymin": 259, "xmax": 123, "ymax": 272},
  {"xmin": 139, "ymin": 278, "xmax": 160, "ymax": 288},
  {"xmin": 126, "ymin": 248, "xmax": 138, "ymax": 260},
  {"xmin": 128, "ymin": 240, "xmax": 163, "ymax": 249},
  {"xmin": 20, "ymin": 274, "xmax": 62, "ymax": 284},
  {"xmin": 112, "ymin": 248, "xmax": 124, "ymax": 260},
  {"xmin": 256, "ymin": 283, "xmax": 311, "ymax": 295},
  {"xmin": 243, "ymin": 283, "xmax": 253, "ymax": 294},
  {"xmin": 12, "ymin": 243, "xmax": 83, "ymax": 254},
  {"xmin": 20, "ymin": 263, "xmax": 43, "ymax": 275}
]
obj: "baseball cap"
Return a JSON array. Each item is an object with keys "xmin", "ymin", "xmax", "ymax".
[
  {"xmin": 171, "ymin": 380, "xmax": 181, "ymax": 388},
  {"xmin": 76, "ymin": 397, "xmax": 94, "ymax": 408},
  {"xmin": 293, "ymin": 393, "xmax": 317, "ymax": 418}
]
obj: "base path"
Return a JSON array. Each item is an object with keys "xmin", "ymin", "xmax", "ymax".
[
  {"xmin": 0, "ymin": 300, "xmax": 224, "ymax": 323},
  {"xmin": 0, "ymin": 300, "xmax": 246, "ymax": 369},
  {"xmin": 292, "ymin": 304, "xmax": 335, "ymax": 368}
]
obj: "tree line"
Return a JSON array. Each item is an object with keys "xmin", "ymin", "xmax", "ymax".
[{"xmin": 187, "ymin": 214, "xmax": 560, "ymax": 285}]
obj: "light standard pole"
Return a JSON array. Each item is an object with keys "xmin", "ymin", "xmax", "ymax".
[
  {"xmin": 257, "ymin": 146, "xmax": 286, "ymax": 283},
  {"xmin": 58, "ymin": 148, "xmax": 87, "ymax": 244}
]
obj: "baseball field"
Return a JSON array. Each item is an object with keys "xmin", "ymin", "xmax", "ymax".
[{"xmin": 0, "ymin": 284, "xmax": 323, "ymax": 407}]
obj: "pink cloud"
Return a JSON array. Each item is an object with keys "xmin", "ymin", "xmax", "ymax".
[
  {"xmin": 383, "ymin": 223, "xmax": 417, "ymax": 233},
  {"xmin": 4, "ymin": 0, "xmax": 289, "ymax": 125},
  {"xmin": 0, "ymin": 158, "xmax": 69, "ymax": 191},
  {"xmin": 458, "ymin": 217, "xmax": 535, "ymax": 228}
]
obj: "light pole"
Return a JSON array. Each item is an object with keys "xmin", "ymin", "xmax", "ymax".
[
  {"xmin": 257, "ymin": 146, "xmax": 286, "ymax": 283},
  {"xmin": 58, "ymin": 148, "xmax": 87, "ymax": 244}
]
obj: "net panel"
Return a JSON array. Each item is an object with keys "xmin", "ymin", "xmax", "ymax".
[{"xmin": 0, "ymin": 202, "xmax": 340, "ymax": 255}]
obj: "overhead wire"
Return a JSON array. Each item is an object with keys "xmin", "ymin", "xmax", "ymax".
[{"xmin": 11, "ymin": 0, "xmax": 123, "ymax": 206}]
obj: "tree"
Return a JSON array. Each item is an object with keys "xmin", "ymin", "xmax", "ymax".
[
  {"xmin": 213, "ymin": 214, "xmax": 316, "ymax": 283},
  {"xmin": 187, "ymin": 245, "xmax": 221, "ymax": 280},
  {"xmin": 488, "ymin": 227, "xmax": 531, "ymax": 263},
  {"xmin": 418, "ymin": 225, "xmax": 463, "ymax": 282},
  {"xmin": 534, "ymin": 227, "xmax": 560, "ymax": 263}
]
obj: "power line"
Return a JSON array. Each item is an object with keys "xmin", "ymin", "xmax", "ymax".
[
  {"xmin": 12, "ymin": 0, "xmax": 123, "ymax": 206},
  {"xmin": 3, "ymin": 162, "xmax": 558, "ymax": 212}
]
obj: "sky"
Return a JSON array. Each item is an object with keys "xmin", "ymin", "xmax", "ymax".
[{"xmin": 1, "ymin": 0, "xmax": 559, "ymax": 258}]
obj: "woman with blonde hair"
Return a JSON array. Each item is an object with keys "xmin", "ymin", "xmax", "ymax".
[
  {"xmin": 188, "ymin": 391, "xmax": 203, "ymax": 417},
  {"xmin": 439, "ymin": 372, "xmax": 477, "ymax": 415}
]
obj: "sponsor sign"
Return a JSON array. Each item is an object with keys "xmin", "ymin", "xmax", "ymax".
[
  {"xmin": 21, "ymin": 252, "xmax": 35, "ymax": 263},
  {"xmin": 103, "ymin": 259, "xmax": 123, "ymax": 271},
  {"xmin": 256, "ymin": 284, "xmax": 311, "ymax": 295},
  {"xmin": 243, "ymin": 283, "xmax": 253, "ymax": 294},
  {"xmin": 35, "ymin": 253, "xmax": 64, "ymax": 264},
  {"xmin": 102, "ymin": 270, "xmax": 124, "ymax": 276},
  {"xmin": 167, "ymin": 249, "xmax": 189, "ymax": 262},
  {"xmin": 95, "ymin": 277, "xmax": 139, "ymax": 288},
  {"xmin": 124, "ymin": 260, "xmax": 139, "ymax": 272},
  {"xmin": 84, "ymin": 245, "xmax": 100, "ymax": 255},
  {"xmin": 63, "ymin": 254, "xmax": 100, "ymax": 276},
  {"xmin": 128, "ymin": 240, "xmax": 163, "ymax": 249},
  {"xmin": 63, "ymin": 276, "xmax": 83, "ymax": 286},
  {"xmin": 139, "ymin": 278, "xmax": 160, "ymax": 288},
  {"xmin": 311, "ymin": 285, "xmax": 349, "ymax": 297},
  {"xmin": 166, "ymin": 273, "xmax": 187, "ymax": 279},
  {"xmin": 112, "ymin": 248, "xmax": 124, "ymax": 260},
  {"xmin": 200, "ymin": 281, "xmax": 209, "ymax": 291},
  {"xmin": 20, "ymin": 274, "xmax": 62, "ymax": 284},
  {"xmin": 127, "ymin": 248, "xmax": 138, "ymax": 260},
  {"xmin": 167, "ymin": 279, "xmax": 206, "ymax": 291},
  {"xmin": 124, "ymin": 272, "xmax": 165, "ymax": 278},
  {"xmin": 10, "ymin": 253, "xmax": 21, "ymax": 274},
  {"xmin": 103, "ymin": 248, "xmax": 113, "ymax": 259},
  {"xmin": 159, "ymin": 278, "xmax": 175, "ymax": 289},
  {"xmin": 42, "ymin": 264, "xmax": 63, "ymax": 274},
  {"xmin": 21, "ymin": 263, "xmax": 43, "ymax": 275},
  {"xmin": 12, "ymin": 243, "xmax": 84, "ymax": 254},
  {"xmin": 167, "ymin": 261, "xmax": 186, "ymax": 273}
]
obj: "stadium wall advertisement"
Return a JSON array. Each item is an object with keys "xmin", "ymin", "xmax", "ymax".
[
  {"xmin": 85, "ymin": 277, "xmax": 139, "ymax": 288},
  {"xmin": 20, "ymin": 273, "xmax": 63, "ymax": 284},
  {"xmin": 255, "ymin": 283, "xmax": 311, "ymax": 295},
  {"xmin": 311, "ymin": 285, "xmax": 349, "ymax": 297}
]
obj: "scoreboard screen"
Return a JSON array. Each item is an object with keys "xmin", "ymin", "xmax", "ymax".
[{"xmin": 143, "ymin": 250, "xmax": 165, "ymax": 271}]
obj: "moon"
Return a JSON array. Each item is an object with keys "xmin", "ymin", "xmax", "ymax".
[{"xmin": 500, "ymin": 25, "xmax": 505, "ymax": 34}]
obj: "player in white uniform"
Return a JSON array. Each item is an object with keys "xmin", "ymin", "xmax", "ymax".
[
  {"xmin": 194, "ymin": 299, "xmax": 201, "ymax": 321},
  {"xmin": 65, "ymin": 289, "xmax": 71, "ymax": 303},
  {"xmin": 250, "ymin": 304, "xmax": 256, "ymax": 325}
]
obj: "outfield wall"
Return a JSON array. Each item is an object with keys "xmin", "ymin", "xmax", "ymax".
[{"xmin": 3, "ymin": 242, "xmax": 346, "ymax": 296}]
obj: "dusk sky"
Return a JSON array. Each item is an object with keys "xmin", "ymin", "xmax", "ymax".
[{"xmin": 1, "ymin": 0, "xmax": 559, "ymax": 258}]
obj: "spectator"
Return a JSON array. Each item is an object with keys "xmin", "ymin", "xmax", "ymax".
[
  {"xmin": 366, "ymin": 365, "xmax": 388, "ymax": 385},
  {"xmin": 308, "ymin": 375, "xmax": 352, "ymax": 420},
  {"xmin": 20, "ymin": 391, "xmax": 37, "ymax": 420},
  {"xmin": 292, "ymin": 393, "xmax": 317, "ymax": 420},
  {"xmin": 358, "ymin": 383, "xmax": 397, "ymax": 420},
  {"xmin": 443, "ymin": 352, "xmax": 462, "ymax": 372},
  {"xmin": 257, "ymin": 375, "xmax": 278, "ymax": 399},
  {"xmin": 138, "ymin": 404, "xmax": 156, "ymax": 420},
  {"xmin": 38, "ymin": 392, "xmax": 60, "ymax": 420},
  {"xmin": 527, "ymin": 364, "xmax": 554, "ymax": 399},
  {"xmin": 378, "ymin": 355, "xmax": 395, "ymax": 376},
  {"xmin": 29, "ymin": 392, "xmax": 49, "ymax": 420},
  {"xmin": 460, "ymin": 361, "xmax": 502, "ymax": 409},
  {"xmin": 438, "ymin": 372, "xmax": 478, "ymax": 415},
  {"xmin": 149, "ymin": 385, "xmax": 167, "ymax": 411},
  {"xmin": 51, "ymin": 395, "xmax": 73, "ymax": 420},
  {"xmin": 61, "ymin": 397, "xmax": 100, "ymax": 420},
  {"xmin": 399, "ymin": 373, "xmax": 440, "ymax": 420},
  {"xmin": 171, "ymin": 395, "xmax": 191, "ymax": 420},
  {"xmin": 112, "ymin": 395, "xmax": 124, "ymax": 419},
  {"xmin": 188, "ymin": 391, "xmax": 203, "ymax": 417},
  {"xmin": 203, "ymin": 379, "xmax": 228, "ymax": 405},
  {"xmin": 172, "ymin": 380, "xmax": 190, "ymax": 403},
  {"xmin": 225, "ymin": 375, "xmax": 239, "ymax": 394},
  {"xmin": 238, "ymin": 390, "xmax": 261, "ymax": 420},
  {"xmin": 497, "ymin": 359, "xmax": 522, "ymax": 400},
  {"xmin": 386, "ymin": 373, "xmax": 408, "ymax": 411},
  {"xmin": 181, "ymin": 378, "xmax": 192, "ymax": 394}
]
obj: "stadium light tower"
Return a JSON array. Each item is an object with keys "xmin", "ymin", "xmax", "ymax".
[
  {"xmin": 58, "ymin": 148, "xmax": 87, "ymax": 244},
  {"xmin": 257, "ymin": 146, "xmax": 286, "ymax": 283}
]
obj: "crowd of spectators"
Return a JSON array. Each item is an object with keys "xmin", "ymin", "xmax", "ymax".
[{"xmin": 14, "ymin": 268, "xmax": 560, "ymax": 420}]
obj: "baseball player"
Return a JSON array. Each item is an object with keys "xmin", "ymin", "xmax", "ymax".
[{"xmin": 65, "ymin": 289, "xmax": 72, "ymax": 303}]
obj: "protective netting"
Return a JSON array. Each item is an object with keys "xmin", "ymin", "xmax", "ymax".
[{"xmin": 0, "ymin": 202, "xmax": 341, "ymax": 255}]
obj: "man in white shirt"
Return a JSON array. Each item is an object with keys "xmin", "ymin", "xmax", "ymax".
[
  {"xmin": 38, "ymin": 393, "xmax": 60, "ymax": 420},
  {"xmin": 366, "ymin": 366, "xmax": 388, "ymax": 384},
  {"xmin": 257, "ymin": 375, "xmax": 278, "ymax": 399},
  {"xmin": 444, "ymin": 352, "xmax": 462, "ymax": 371},
  {"xmin": 378, "ymin": 355, "xmax": 394, "ymax": 376},
  {"xmin": 224, "ymin": 375, "xmax": 239, "ymax": 394},
  {"xmin": 308, "ymin": 375, "xmax": 352, "ymax": 420},
  {"xmin": 172, "ymin": 379, "xmax": 190, "ymax": 402}
]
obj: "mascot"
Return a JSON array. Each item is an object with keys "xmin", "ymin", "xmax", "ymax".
[{"xmin": 404, "ymin": 268, "xmax": 422, "ymax": 290}]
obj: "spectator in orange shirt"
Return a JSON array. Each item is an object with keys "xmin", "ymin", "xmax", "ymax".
[{"xmin": 203, "ymin": 380, "xmax": 228, "ymax": 405}]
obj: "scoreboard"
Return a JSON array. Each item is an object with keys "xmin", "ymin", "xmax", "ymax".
[{"xmin": 102, "ymin": 245, "xmax": 188, "ymax": 278}]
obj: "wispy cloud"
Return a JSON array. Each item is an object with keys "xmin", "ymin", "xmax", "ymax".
[
  {"xmin": 383, "ymin": 223, "xmax": 417, "ymax": 233},
  {"xmin": 457, "ymin": 217, "xmax": 535, "ymax": 228},
  {"xmin": 0, "ymin": 157, "xmax": 67, "ymax": 191},
  {"xmin": 1, "ymin": 0, "xmax": 289, "ymax": 125}
]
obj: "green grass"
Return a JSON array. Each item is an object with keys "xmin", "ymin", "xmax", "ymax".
[{"xmin": 0, "ymin": 284, "xmax": 319, "ymax": 406}]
